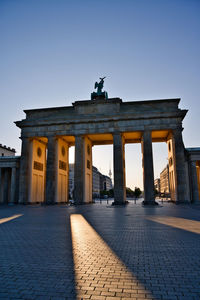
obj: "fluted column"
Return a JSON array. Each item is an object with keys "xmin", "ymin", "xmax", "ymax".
[
  {"xmin": 113, "ymin": 132, "xmax": 126, "ymax": 204},
  {"xmin": 189, "ymin": 161, "xmax": 199, "ymax": 203},
  {"xmin": 173, "ymin": 129, "xmax": 189, "ymax": 203},
  {"xmin": 0, "ymin": 168, "xmax": 2, "ymax": 203},
  {"xmin": 3, "ymin": 169, "xmax": 9, "ymax": 203},
  {"xmin": 45, "ymin": 136, "xmax": 57, "ymax": 204},
  {"xmin": 19, "ymin": 137, "xmax": 30, "ymax": 204},
  {"xmin": 10, "ymin": 167, "xmax": 17, "ymax": 204},
  {"xmin": 74, "ymin": 135, "xmax": 84, "ymax": 204},
  {"xmin": 141, "ymin": 130, "xmax": 155, "ymax": 204}
]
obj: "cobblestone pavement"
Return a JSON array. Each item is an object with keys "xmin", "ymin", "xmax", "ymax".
[{"xmin": 0, "ymin": 200, "xmax": 200, "ymax": 299}]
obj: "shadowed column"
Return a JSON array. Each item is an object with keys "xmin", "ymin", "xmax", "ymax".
[
  {"xmin": 173, "ymin": 128, "xmax": 190, "ymax": 203},
  {"xmin": 0, "ymin": 168, "xmax": 2, "ymax": 203},
  {"xmin": 141, "ymin": 130, "xmax": 155, "ymax": 204},
  {"xmin": 74, "ymin": 135, "xmax": 93, "ymax": 204},
  {"xmin": 74, "ymin": 135, "xmax": 84, "ymax": 204},
  {"xmin": 3, "ymin": 169, "xmax": 9, "ymax": 204},
  {"xmin": 189, "ymin": 160, "xmax": 199, "ymax": 203},
  {"xmin": 10, "ymin": 167, "xmax": 16, "ymax": 204},
  {"xmin": 113, "ymin": 132, "xmax": 126, "ymax": 204},
  {"xmin": 19, "ymin": 137, "xmax": 30, "ymax": 204},
  {"xmin": 45, "ymin": 136, "xmax": 57, "ymax": 204}
]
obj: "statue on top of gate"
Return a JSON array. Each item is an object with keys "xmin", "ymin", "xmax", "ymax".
[{"xmin": 91, "ymin": 77, "xmax": 108, "ymax": 100}]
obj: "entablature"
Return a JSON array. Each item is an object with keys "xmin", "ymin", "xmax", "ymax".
[{"xmin": 16, "ymin": 98, "xmax": 188, "ymax": 144}]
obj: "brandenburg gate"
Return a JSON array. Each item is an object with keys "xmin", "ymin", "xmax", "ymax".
[{"xmin": 15, "ymin": 79, "xmax": 191, "ymax": 205}]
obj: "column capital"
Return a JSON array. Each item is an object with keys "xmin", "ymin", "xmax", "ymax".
[
  {"xmin": 142, "ymin": 129, "xmax": 152, "ymax": 134},
  {"xmin": 113, "ymin": 131, "xmax": 123, "ymax": 136},
  {"xmin": 190, "ymin": 160, "xmax": 197, "ymax": 165},
  {"xmin": 172, "ymin": 127, "xmax": 184, "ymax": 138},
  {"xmin": 142, "ymin": 130, "xmax": 152, "ymax": 144},
  {"xmin": 47, "ymin": 135, "xmax": 57, "ymax": 142},
  {"xmin": 74, "ymin": 135, "xmax": 86, "ymax": 144},
  {"xmin": 113, "ymin": 132, "xmax": 125, "ymax": 145}
]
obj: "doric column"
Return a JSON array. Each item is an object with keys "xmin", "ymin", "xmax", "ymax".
[
  {"xmin": 10, "ymin": 167, "xmax": 17, "ymax": 204},
  {"xmin": 173, "ymin": 129, "xmax": 189, "ymax": 203},
  {"xmin": 45, "ymin": 136, "xmax": 57, "ymax": 204},
  {"xmin": 19, "ymin": 137, "xmax": 30, "ymax": 204},
  {"xmin": 74, "ymin": 135, "xmax": 92, "ymax": 204},
  {"xmin": 3, "ymin": 169, "xmax": 9, "ymax": 203},
  {"xmin": 141, "ymin": 130, "xmax": 155, "ymax": 204},
  {"xmin": 0, "ymin": 168, "xmax": 2, "ymax": 203},
  {"xmin": 113, "ymin": 132, "xmax": 126, "ymax": 204},
  {"xmin": 189, "ymin": 161, "xmax": 199, "ymax": 203},
  {"xmin": 74, "ymin": 136, "xmax": 84, "ymax": 204}
]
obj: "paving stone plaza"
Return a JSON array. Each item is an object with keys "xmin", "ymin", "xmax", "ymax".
[
  {"xmin": 0, "ymin": 86, "xmax": 200, "ymax": 299},
  {"xmin": 0, "ymin": 201, "xmax": 200, "ymax": 300}
]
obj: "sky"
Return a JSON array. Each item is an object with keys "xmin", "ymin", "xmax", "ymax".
[{"xmin": 0, "ymin": 0, "xmax": 200, "ymax": 189}]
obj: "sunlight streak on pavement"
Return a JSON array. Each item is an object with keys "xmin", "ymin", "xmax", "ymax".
[
  {"xmin": 146, "ymin": 216, "xmax": 200, "ymax": 234},
  {"xmin": 0, "ymin": 214, "xmax": 23, "ymax": 224},
  {"xmin": 70, "ymin": 214, "xmax": 153, "ymax": 300}
]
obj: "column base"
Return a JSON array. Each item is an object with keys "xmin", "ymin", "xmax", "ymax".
[
  {"xmin": 191, "ymin": 203, "xmax": 200, "ymax": 207},
  {"xmin": 43, "ymin": 201, "xmax": 57, "ymax": 205},
  {"xmin": 42, "ymin": 201, "xmax": 69, "ymax": 206},
  {"xmin": 112, "ymin": 200, "xmax": 129, "ymax": 206},
  {"xmin": 174, "ymin": 199, "xmax": 190, "ymax": 204},
  {"xmin": 19, "ymin": 201, "xmax": 28, "ymax": 205},
  {"xmin": 73, "ymin": 201, "xmax": 94, "ymax": 205},
  {"xmin": 189, "ymin": 201, "xmax": 200, "ymax": 206},
  {"xmin": 142, "ymin": 200, "xmax": 159, "ymax": 206}
]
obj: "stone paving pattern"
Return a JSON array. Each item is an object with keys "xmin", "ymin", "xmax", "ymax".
[{"xmin": 0, "ymin": 200, "xmax": 200, "ymax": 299}]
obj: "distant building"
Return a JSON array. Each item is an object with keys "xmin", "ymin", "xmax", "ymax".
[
  {"xmin": 68, "ymin": 163, "xmax": 112, "ymax": 198},
  {"xmin": 0, "ymin": 144, "xmax": 16, "ymax": 157},
  {"xmin": 100, "ymin": 174, "xmax": 112, "ymax": 191},
  {"xmin": 154, "ymin": 178, "xmax": 160, "ymax": 193},
  {"xmin": 92, "ymin": 166, "xmax": 101, "ymax": 198},
  {"xmin": 0, "ymin": 143, "xmax": 19, "ymax": 204},
  {"xmin": 69, "ymin": 164, "xmax": 74, "ymax": 198},
  {"xmin": 160, "ymin": 164, "xmax": 170, "ymax": 194}
]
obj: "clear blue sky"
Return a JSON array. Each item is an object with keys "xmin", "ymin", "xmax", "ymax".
[{"xmin": 0, "ymin": 0, "xmax": 200, "ymax": 189}]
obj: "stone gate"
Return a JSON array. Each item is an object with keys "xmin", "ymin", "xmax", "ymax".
[{"xmin": 10, "ymin": 96, "xmax": 198, "ymax": 205}]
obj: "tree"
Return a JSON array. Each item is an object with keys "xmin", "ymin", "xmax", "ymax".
[
  {"xmin": 126, "ymin": 187, "xmax": 134, "ymax": 197},
  {"xmin": 100, "ymin": 190, "xmax": 108, "ymax": 198},
  {"xmin": 108, "ymin": 189, "xmax": 114, "ymax": 198},
  {"xmin": 133, "ymin": 187, "xmax": 142, "ymax": 199}
]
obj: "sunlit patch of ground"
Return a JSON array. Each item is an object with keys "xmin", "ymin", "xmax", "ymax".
[
  {"xmin": 0, "ymin": 214, "xmax": 23, "ymax": 224},
  {"xmin": 146, "ymin": 216, "xmax": 200, "ymax": 234},
  {"xmin": 70, "ymin": 214, "xmax": 153, "ymax": 300}
]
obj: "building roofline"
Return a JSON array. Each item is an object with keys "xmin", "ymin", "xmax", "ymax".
[
  {"xmin": 0, "ymin": 144, "xmax": 16, "ymax": 153},
  {"xmin": 186, "ymin": 147, "xmax": 200, "ymax": 152},
  {"xmin": 22, "ymin": 98, "xmax": 181, "ymax": 113}
]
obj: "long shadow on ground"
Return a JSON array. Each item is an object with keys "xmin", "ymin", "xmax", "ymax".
[
  {"xmin": 0, "ymin": 205, "xmax": 77, "ymax": 299},
  {"xmin": 71, "ymin": 203, "xmax": 200, "ymax": 300}
]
